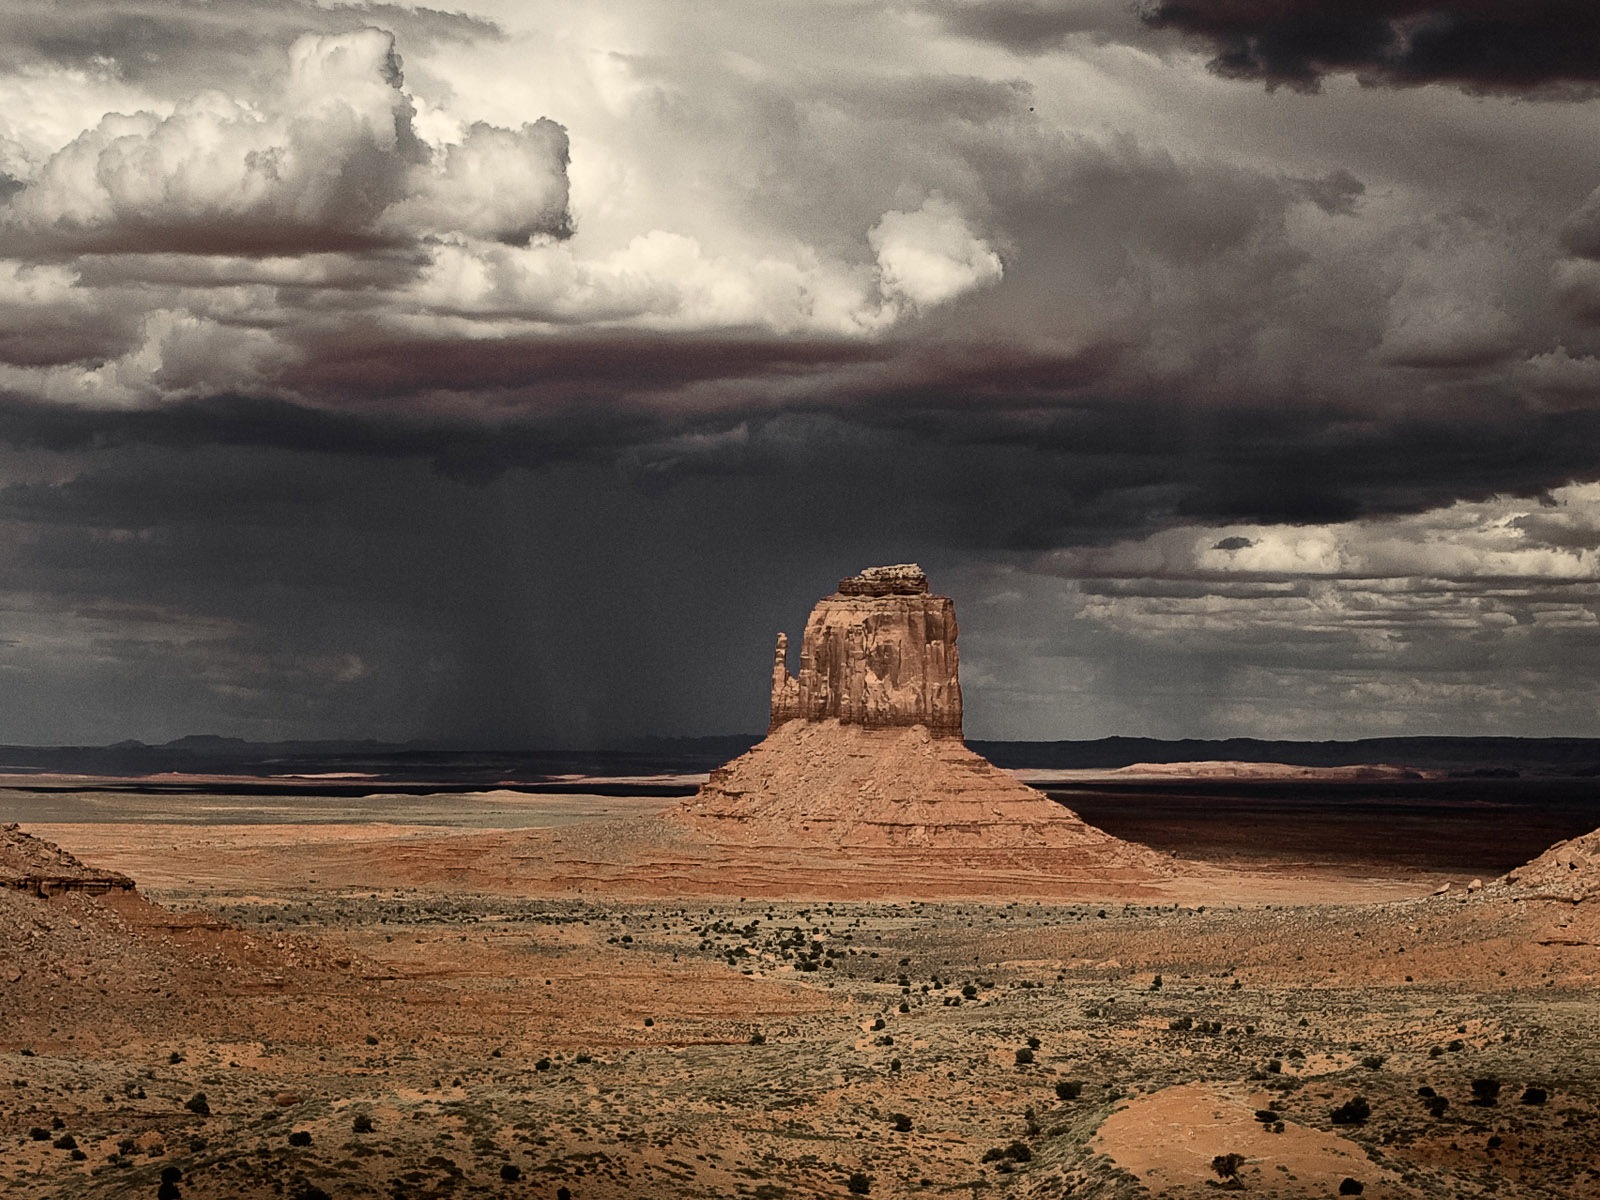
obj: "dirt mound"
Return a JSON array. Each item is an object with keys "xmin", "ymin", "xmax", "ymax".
[{"xmin": 1502, "ymin": 826, "xmax": 1600, "ymax": 901}]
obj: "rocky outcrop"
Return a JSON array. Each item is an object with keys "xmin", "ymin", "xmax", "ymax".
[
  {"xmin": 1, "ymin": 823, "xmax": 134, "ymax": 897},
  {"xmin": 768, "ymin": 564, "xmax": 962, "ymax": 737},
  {"xmin": 1502, "ymin": 827, "xmax": 1600, "ymax": 903}
]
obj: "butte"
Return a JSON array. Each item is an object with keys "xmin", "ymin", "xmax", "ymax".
[{"xmin": 668, "ymin": 564, "xmax": 1173, "ymax": 892}]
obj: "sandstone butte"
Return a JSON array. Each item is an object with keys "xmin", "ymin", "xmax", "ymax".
[{"xmin": 675, "ymin": 565, "xmax": 1174, "ymax": 876}]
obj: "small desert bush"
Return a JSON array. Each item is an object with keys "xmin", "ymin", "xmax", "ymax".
[
  {"xmin": 1330, "ymin": 1096, "xmax": 1371, "ymax": 1125},
  {"xmin": 1212, "ymin": 1152, "xmax": 1244, "ymax": 1181}
]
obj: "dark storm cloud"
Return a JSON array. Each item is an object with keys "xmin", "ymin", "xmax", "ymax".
[
  {"xmin": 0, "ymin": 296, "xmax": 141, "ymax": 366},
  {"xmin": 3, "ymin": 0, "xmax": 1600, "ymax": 744},
  {"xmin": 927, "ymin": 1, "xmax": 1143, "ymax": 54},
  {"xmin": 0, "ymin": 0, "xmax": 499, "ymax": 92},
  {"xmin": 0, "ymin": 391, "xmax": 656, "ymax": 483},
  {"xmin": 1141, "ymin": 0, "xmax": 1600, "ymax": 95},
  {"xmin": 280, "ymin": 330, "xmax": 889, "ymax": 402},
  {"xmin": 0, "ymin": 432, "xmax": 1098, "ymax": 743}
]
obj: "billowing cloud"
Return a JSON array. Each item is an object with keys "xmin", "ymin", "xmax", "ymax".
[
  {"xmin": 0, "ymin": 28, "xmax": 569, "ymax": 257},
  {"xmin": 0, "ymin": 0, "xmax": 499, "ymax": 92},
  {"xmin": 1044, "ymin": 485, "xmax": 1600, "ymax": 583},
  {"xmin": 391, "ymin": 120, "xmax": 571, "ymax": 244},
  {"xmin": 870, "ymin": 195, "xmax": 1004, "ymax": 311},
  {"xmin": 0, "ymin": 1, "xmax": 1598, "ymax": 742}
]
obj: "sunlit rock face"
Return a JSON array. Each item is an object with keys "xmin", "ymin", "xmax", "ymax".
[
  {"xmin": 674, "ymin": 566, "xmax": 1173, "ymax": 879},
  {"xmin": 768, "ymin": 564, "xmax": 962, "ymax": 738}
]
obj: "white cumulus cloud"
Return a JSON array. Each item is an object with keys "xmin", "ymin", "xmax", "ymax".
[
  {"xmin": 0, "ymin": 28, "xmax": 570, "ymax": 256},
  {"xmin": 869, "ymin": 195, "xmax": 1003, "ymax": 310}
]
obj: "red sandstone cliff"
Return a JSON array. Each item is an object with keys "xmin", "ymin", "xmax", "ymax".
[{"xmin": 768, "ymin": 564, "xmax": 962, "ymax": 737}]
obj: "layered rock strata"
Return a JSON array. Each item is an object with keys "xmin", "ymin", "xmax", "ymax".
[
  {"xmin": 683, "ymin": 719, "xmax": 1164, "ymax": 863},
  {"xmin": 678, "ymin": 566, "xmax": 1172, "ymax": 877},
  {"xmin": 1, "ymin": 822, "xmax": 134, "ymax": 897},
  {"xmin": 768, "ymin": 564, "xmax": 962, "ymax": 737}
]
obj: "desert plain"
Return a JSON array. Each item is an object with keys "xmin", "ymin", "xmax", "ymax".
[{"xmin": 2, "ymin": 762, "xmax": 1598, "ymax": 1200}]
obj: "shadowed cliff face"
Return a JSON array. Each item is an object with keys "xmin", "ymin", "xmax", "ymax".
[
  {"xmin": 769, "ymin": 564, "xmax": 963, "ymax": 737},
  {"xmin": 0, "ymin": 823, "xmax": 134, "ymax": 897}
]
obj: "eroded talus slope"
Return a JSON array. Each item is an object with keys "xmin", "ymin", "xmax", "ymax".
[
  {"xmin": 680, "ymin": 720, "xmax": 1154, "ymax": 858},
  {"xmin": 1502, "ymin": 826, "xmax": 1600, "ymax": 902}
]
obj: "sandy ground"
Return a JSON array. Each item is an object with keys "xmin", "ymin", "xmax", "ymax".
[
  {"xmin": 2, "ymin": 790, "xmax": 1598, "ymax": 1199},
  {"xmin": 28, "ymin": 818, "xmax": 1450, "ymax": 906}
]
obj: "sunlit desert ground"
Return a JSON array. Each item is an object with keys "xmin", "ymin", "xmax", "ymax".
[{"xmin": 3, "ymin": 777, "xmax": 1598, "ymax": 1199}]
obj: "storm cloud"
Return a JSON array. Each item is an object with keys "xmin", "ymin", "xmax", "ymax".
[
  {"xmin": 1, "ymin": 0, "xmax": 1598, "ymax": 743},
  {"xmin": 1140, "ymin": 0, "xmax": 1600, "ymax": 94}
]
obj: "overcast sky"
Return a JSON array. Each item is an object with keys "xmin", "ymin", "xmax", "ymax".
[{"xmin": 2, "ymin": 0, "xmax": 1599, "ymax": 745}]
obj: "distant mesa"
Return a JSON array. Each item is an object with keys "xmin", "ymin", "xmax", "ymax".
[{"xmin": 678, "ymin": 566, "xmax": 1172, "ymax": 878}]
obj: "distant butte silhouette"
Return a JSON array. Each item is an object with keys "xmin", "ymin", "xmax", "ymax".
[{"xmin": 676, "ymin": 566, "xmax": 1173, "ymax": 874}]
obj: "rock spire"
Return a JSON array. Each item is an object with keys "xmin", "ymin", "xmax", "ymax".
[{"xmin": 768, "ymin": 564, "xmax": 963, "ymax": 737}]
